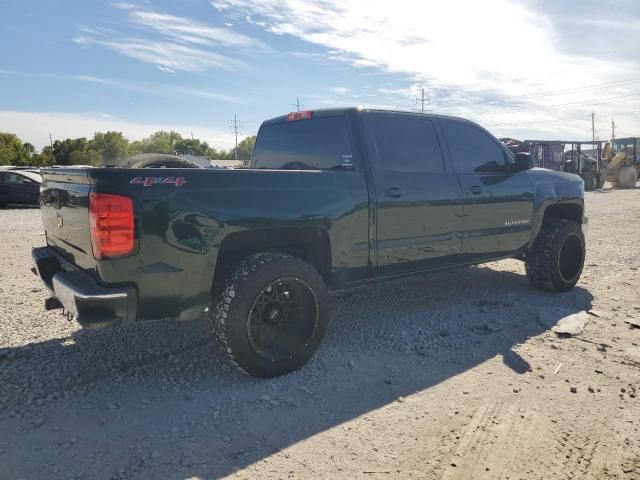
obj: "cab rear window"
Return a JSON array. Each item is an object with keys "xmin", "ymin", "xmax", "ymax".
[{"xmin": 251, "ymin": 116, "xmax": 353, "ymax": 170}]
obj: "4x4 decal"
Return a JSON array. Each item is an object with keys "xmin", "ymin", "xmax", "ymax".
[{"xmin": 130, "ymin": 176, "xmax": 187, "ymax": 187}]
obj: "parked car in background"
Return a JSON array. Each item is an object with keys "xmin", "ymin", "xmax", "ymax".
[{"xmin": 0, "ymin": 170, "xmax": 42, "ymax": 207}]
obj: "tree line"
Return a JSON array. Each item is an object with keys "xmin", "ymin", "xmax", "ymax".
[{"xmin": 0, "ymin": 131, "xmax": 256, "ymax": 167}]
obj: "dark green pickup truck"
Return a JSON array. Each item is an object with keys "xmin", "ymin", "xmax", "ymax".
[{"xmin": 32, "ymin": 108, "xmax": 586, "ymax": 377}]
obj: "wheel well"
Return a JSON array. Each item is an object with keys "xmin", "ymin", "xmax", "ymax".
[
  {"xmin": 542, "ymin": 203, "xmax": 582, "ymax": 225},
  {"xmin": 213, "ymin": 227, "xmax": 331, "ymax": 285}
]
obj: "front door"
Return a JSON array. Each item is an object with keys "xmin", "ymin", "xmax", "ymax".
[
  {"xmin": 440, "ymin": 118, "xmax": 534, "ymax": 260},
  {"xmin": 363, "ymin": 112, "xmax": 463, "ymax": 274}
]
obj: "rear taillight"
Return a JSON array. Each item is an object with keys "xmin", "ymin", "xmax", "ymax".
[{"xmin": 89, "ymin": 193, "xmax": 134, "ymax": 259}]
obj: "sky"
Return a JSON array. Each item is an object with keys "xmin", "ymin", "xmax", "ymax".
[{"xmin": 1, "ymin": 0, "xmax": 639, "ymax": 151}]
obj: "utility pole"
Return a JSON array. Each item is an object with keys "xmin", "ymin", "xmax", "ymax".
[
  {"xmin": 415, "ymin": 87, "xmax": 430, "ymax": 113},
  {"xmin": 229, "ymin": 114, "xmax": 240, "ymax": 161},
  {"xmin": 591, "ymin": 112, "xmax": 595, "ymax": 143},
  {"xmin": 293, "ymin": 97, "xmax": 303, "ymax": 112},
  {"xmin": 611, "ymin": 119, "xmax": 616, "ymax": 143},
  {"xmin": 49, "ymin": 132, "xmax": 53, "ymax": 150}
]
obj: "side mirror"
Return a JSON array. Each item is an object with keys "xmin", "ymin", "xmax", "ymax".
[{"xmin": 513, "ymin": 152, "xmax": 533, "ymax": 172}]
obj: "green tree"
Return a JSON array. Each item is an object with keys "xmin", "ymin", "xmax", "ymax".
[
  {"xmin": 52, "ymin": 138, "xmax": 91, "ymax": 165},
  {"xmin": 69, "ymin": 149, "xmax": 101, "ymax": 166},
  {"xmin": 127, "ymin": 140, "xmax": 144, "ymax": 156},
  {"xmin": 49, "ymin": 137, "xmax": 104, "ymax": 166},
  {"xmin": 213, "ymin": 149, "xmax": 232, "ymax": 160},
  {"xmin": 0, "ymin": 133, "xmax": 30, "ymax": 166},
  {"xmin": 91, "ymin": 131, "xmax": 128, "ymax": 164},
  {"xmin": 23, "ymin": 142, "xmax": 36, "ymax": 156},
  {"xmin": 174, "ymin": 138, "xmax": 215, "ymax": 157},
  {"xmin": 32, "ymin": 146, "xmax": 54, "ymax": 166},
  {"xmin": 231, "ymin": 135, "xmax": 256, "ymax": 161},
  {"xmin": 139, "ymin": 130, "xmax": 183, "ymax": 154}
]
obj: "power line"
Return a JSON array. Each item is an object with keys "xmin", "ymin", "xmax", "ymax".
[
  {"xmin": 486, "ymin": 115, "xmax": 592, "ymax": 127},
  {"xmin": 476, "ymin": 93, "xmax": 640, "ymax": 116},
  {"xmin": 499, "ymin": 77, "xmax": 640, "ymax": 100}
]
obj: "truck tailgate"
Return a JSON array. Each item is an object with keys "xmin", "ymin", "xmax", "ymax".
[{"xmin": 40, "ymin": 168, "xmax": 95, "ymax": 269}]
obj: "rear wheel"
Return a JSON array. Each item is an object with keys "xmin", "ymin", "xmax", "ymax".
[
  {"xmin": 525, "ymin": 219, "xmax": 585, "ymax": 292},
  {"xmin": 210, "ymin": 253, "xmax": 329, "ymax": 378},
  {"xmin": 618, "ymin": 166, "xmax": 638, "ymax": 189}
]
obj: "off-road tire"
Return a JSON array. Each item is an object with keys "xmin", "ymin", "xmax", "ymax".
[
  {"xmin": 618, "ymin": 166, "xmax": 638, "ymax": 189},
  {"xmin": 525, "ymin": 219, "xmax": 585, "ymax": 292},
  {"xmin": 210, "ymin": 253, "xmax": 329, "ymax": 378}
]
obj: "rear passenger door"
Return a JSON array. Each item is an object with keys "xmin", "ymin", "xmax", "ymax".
[
  {"xmin": 364, "ymin": 112, "xmax": 463, "ymax": 274},
  {"xmin": 440, "ymin": 118, "xmax": 534, "ymax": 259}
]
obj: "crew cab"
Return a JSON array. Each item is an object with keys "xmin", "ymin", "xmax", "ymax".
[{"xmin": 32, "ymin": 108, "xmax": 586, "ymax": 377}]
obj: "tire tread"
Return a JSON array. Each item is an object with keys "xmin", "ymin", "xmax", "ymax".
[
  {"xmin": 525, "ymin": 218, "xmax": 584, "ymax": 292},
  {"xmin": 210, "ymin": 253, "xmax": 328, "ymax": 377}
]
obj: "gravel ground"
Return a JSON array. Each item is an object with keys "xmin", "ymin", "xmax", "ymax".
[{"xmin": 1, "ymin": 190, "xmax": 639, "ymax": 479}]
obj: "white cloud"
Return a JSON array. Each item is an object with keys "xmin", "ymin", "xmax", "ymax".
[
  {"xmin": 0, "ymin": 69, "xmax": 246, "ymax": 104},
  {"xmin": 75, "ymin": 5, "xmax": 261, "ymax": 72},
  {"xmin": 96, "ymin": 37, "xmax": 244, "ymax": 72},
  {"xmin": 212, "ymin": 0, "xmax": 640, "ymax": 139},
  {"xmin": 120, "ymin": 7, "xmax": 259, "ymax": 48},
  {"xmin": 175, "ymin": 87, "xmax": 246, "ymax": 104},
  {"xmin": 0, "ymin": 111, "xmax": 240, "ymax": 151},
  {"xmin": 330, "ymin": 87, "xmax": 350, "ymax": 94}
]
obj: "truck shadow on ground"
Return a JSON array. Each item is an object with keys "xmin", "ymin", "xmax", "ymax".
[{"xmin": 0, "ymin": 264, "xmax": 593, "ymax": 479}]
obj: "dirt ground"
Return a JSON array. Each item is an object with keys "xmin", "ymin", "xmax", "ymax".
[{"xmin": 1, "ymin": 188, "xmax": 639, "ymax": 480}]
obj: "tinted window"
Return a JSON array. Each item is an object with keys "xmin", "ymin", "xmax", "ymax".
[
  {"xmin": 443, "ymin": 120, "xmax": 506, "ymax": 173},
  {"xmin": 4, "ymin": 173, "xmax": 33, "ymax": 184},
  {"xmin": 364, "ymin": 115, "xmax": 444, "ymax": 173},
  {"xmin": 252, "ymin": 116, "xmax": 353, "ymax": 170}
]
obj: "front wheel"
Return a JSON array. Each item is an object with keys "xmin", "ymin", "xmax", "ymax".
[
  {"xmin": 525, "ymin": 219, "xmax": 585, "ymax": 292},
  {"xmin": 210, "ymin": 253, "xmax": 329, "ymax": 378},
  {"xmin": 583, "ymin": 174, "xmax": 598, "ymax": 191}
]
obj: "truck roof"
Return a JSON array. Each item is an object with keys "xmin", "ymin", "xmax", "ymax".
[{"xmin": 261, "ymin": 107, "xmax": 472, "ymax": 126}]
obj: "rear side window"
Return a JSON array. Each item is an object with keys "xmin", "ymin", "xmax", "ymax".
[
  {"xmin": 442, "ymin": 120, "xmax": 506, "ymax": 174},
  {"xmin": 4, "ymin": 173, "xmax": 33, "ymax": 184},
  {"xmin": 364, "ymin": 114, "xmax": 444, "ymax": 173},
  {"xmin": 252, "ymin": 116, "xmax": 353, "ymax": 170}
]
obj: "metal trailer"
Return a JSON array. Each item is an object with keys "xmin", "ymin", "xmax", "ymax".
[{"xmin": 524, "ymin": 140, "xmax": 606, "ymax": 191}]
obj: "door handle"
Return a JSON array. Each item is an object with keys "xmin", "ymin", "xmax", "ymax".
[
  {"xmin": 468, "ymin": 185, "xmax": 482, "ymax": 195},
  {"xmin": 381, "ymin": 187, "xmax": 405, "ymax": 198}
]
